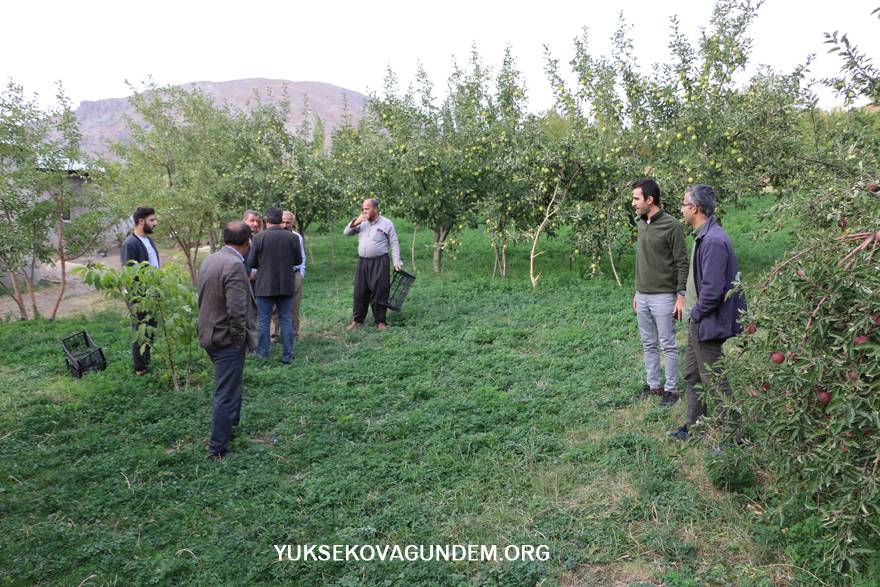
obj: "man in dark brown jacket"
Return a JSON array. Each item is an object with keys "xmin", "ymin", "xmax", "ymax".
[{"xmin": 197, "ymin": 221, "xmax": 256, "ymax": 461}]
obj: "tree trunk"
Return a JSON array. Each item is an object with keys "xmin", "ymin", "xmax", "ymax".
[
  {"xmin": 432, "ymin": 228, "xmax": 447, "ymax": 273},
  {"xmin": 171, "ymin": 225, "xmax": 198, "ymax": 285},
  {"xmin": 156, "ymin": 300, "xmax": 180, "ymax": 392},
  {"xmin": 6, "ymin": 272, "xmax": 28, "ymax": 320},
  {"xmin": 530, "ymin": 182, "xmax": 561, "ymax": 289},
  {"xmin": 500, "ymin": 238, "xmax": 508, "ymax": 278},
  {"xmin": 50, "ymin": 214, "xmax": 66, "ymax": 320},
  {"xmin": 27, "ymin": 225, "xmax": 41, "ymax": 318},
  {"xmin": 410, "ymin": 224, "xmax": 418, "ymax": 272},
  {"xmin": 26, "ymin": 255, "xmax": 40, "ymax": 318}
]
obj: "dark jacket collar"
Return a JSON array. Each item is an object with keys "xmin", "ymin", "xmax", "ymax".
[
  {"xmin": 694, "ymin": 216, "xmax": 716, "ymax": 241},
  {"xmin": 640, "ymin": 209, "xmax": 665, "ymax": 223}
]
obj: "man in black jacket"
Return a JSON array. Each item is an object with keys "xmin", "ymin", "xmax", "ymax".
[
  {"xmin": 247, "ymin": 207, "xmax": 303, "ymax": 364},
  {"xmin": 120, "ymin": 207, "xmax": 159, "ymax": 376}
]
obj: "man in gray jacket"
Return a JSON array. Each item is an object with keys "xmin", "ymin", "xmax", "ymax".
[
  {"xmin": 197, "ymin": 221, "xmax": 256, "ymax": 461},
  {"xmin": 344, "ymin": 198, "xmax": 402, "ymax": 331}
]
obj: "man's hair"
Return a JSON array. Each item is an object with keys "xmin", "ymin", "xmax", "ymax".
[
  {"xmin": 685, "ymin": 184, "xmax": 717, "ymax": 217},
  {"xmin": 265, "ymin": 207, "xmax": 283, "ymax": 225},
  {"xmin": 223, "ymin": 221, "xmax": 251, "ymax": 246},
  {"xmin": 365, "ymin": 198, "xmax": 379, "ymax": 209},
  {"xmin": 631, "ymin": 178, "xmax": 661, "ymax": 207},
  {"xmin": 132, "ymin": 207, "xmax": 155, "ymax": 226},
  {"xmin": 243, "ymin": 209, "xmax": 260, "ymax": 220}
]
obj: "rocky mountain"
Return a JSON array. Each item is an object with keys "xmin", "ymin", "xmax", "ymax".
[{"xmin": 74, "ymin": 78, "xmax": 368, "ymax": 158}]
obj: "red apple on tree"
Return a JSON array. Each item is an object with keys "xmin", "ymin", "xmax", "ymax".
[
  {"xmin": 854, "ymin": 335, "xmax": 870, "ymax": 346},
  {"xmin": 868, "ymin": 182, "xmax": 879, "ymax": 193},
  {"xmin": 818, "ymin": 390, "xmax": 832, "ymax": 406},
  {"xmin": 770, "ymin": 351, "xmax": 785, "ymax": 364},
  {"xmin": 745, "ymin": 322, "xmax": 757, "ymax": 334}
]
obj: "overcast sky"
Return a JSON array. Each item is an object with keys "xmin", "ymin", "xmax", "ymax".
[{"xmin": 3, "ymin": 0, "xmax": 879, "ymax": 111}]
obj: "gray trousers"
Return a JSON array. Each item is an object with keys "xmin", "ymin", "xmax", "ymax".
[
  {"xmin": 636, "ymin": 292, "xmax": 679, "ymax": 392},
  {"xmin": 207, "ymin": 344, "xmax": 246, "ymax": 456},
  {"xmin": 684, "ymin": 320, "xmax": 733, "ymax": 426}
]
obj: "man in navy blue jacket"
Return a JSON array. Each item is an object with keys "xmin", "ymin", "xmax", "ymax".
[
  {"xmin": 668, "ymin": 185, "xmax": 747, "ymax": 441},
  {"xmin": 121, "ymin": 207, "xmax": 160, "ymax": 376}
]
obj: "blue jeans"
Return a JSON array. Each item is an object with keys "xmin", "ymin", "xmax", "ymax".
[
  {"xmin": 636, "ymin": 292, "xmax": 679, "ymax": 392},
  {"xmin": 256, "ymin": 295, "xmax": 293, "ymax": 362}
]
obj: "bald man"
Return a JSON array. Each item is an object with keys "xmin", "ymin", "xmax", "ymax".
[{"xmin": 343, "ymin": 198, "xmax": 402, "ymax": 331}]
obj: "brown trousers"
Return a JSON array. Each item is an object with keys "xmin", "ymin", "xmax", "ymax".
[
  {"xmin": 684, "ymin": 320, "xmax": 733, "ymax": 427},
  {"xmin": 272, "ymin": 272, "xmax": 303, "ymax": 337}
]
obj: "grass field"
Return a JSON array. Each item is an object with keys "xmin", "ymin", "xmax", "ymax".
[{"xmin": 0, "ymin": 198, "xmax": 802, "ymax": 586}]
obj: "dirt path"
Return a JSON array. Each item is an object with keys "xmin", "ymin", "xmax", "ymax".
[{"xmin": 1, "ymin": 248, "xmax": 127, "ymax": 320}]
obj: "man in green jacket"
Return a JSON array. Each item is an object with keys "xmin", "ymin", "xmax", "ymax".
[{"xmin": 631, "ymin": 178, "xmax": 689, "ymax": 406}]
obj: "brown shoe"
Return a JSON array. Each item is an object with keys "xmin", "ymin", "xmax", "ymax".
[
  {"xmin": 207, "ymin": 453, "xmax": 225, "ymax": 462},
  {"xmin": 345, "ymin": 321, "xmax": 362, "ymax": 332},
  {"xmin": 376, "ymin": 322, "xmax": 387, "ymax": 331}
]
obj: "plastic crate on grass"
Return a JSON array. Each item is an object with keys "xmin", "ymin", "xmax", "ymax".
[
  {"xmin": 61, "ymin": 331, "xmax": 107, "ymax": 378},
  {"xmin": 380, "ymin": 269, "xmax": 416, "ymax": 312}
]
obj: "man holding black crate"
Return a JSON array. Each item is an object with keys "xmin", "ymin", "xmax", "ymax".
[{"xmin": 343, "ymin": 198, "xmax": 402, "ymax": 331}]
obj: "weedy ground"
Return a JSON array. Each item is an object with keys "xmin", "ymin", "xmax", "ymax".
[{"xmin": 1, "ymin": 198, "xmax": 807, "ymax": 586}]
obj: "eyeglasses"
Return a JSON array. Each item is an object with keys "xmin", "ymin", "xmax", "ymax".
[{"xmin": 679, "ymin": 203, "xmax": 695, "ymax": 211}]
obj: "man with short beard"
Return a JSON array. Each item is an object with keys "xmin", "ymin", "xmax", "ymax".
[
  {"xmin": 121, "ymin": 206, "xmax": 160, "ymax": 376},
  {"xmin": 242, "ymin": 209, "xmax": 262, "ymax": 289},
  {"xmin": 631, "ymin": 179, "xmax": 689, "ymax": 406}
]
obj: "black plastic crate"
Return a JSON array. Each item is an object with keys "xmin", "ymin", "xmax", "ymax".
[
  {"xmin": 380, "ymin": 269, "xmax": 416, "ymax": 312},
  {"xmin": 61, "ymin": 331, "xmax": 107, "ymax": 378}
]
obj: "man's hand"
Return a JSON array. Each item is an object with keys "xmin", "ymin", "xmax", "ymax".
[
  {"xmin": 394, "ymin": 263, "xmax": 402, "ymax": 272},
  {"xmin": 632, "ymin": 294, "xmax": 638, "ymax": 313},
  {"xmin": 674, "ymin": 295, "xmax": 685, "ymax": 321},
  {"xmin": 249, "ymin": 269, "xmax": 257, "ymax": 282},
  {"xmin": 351, "ymin": 213, "xmax": 368, "ymax": 227}
]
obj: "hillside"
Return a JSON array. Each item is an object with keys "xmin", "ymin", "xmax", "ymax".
[{"xmin": 74, "ymin": 78, "xmax": 368, "ymax": 157}]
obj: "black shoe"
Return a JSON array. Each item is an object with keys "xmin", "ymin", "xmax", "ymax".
[
  {"xmin": 708, "ymin": 436, "xmax": 745, "ymax": 456},
  {"xmin": 660, "ymin": 391, "xmax": 679, "ymax": 407},
  {"xmin": 632, "ymin": 384, "xmax": 658, "ymax": 401},
  {"xmin": 667, "ymin": 425, "xmax": 689, "ymax": 441}
]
